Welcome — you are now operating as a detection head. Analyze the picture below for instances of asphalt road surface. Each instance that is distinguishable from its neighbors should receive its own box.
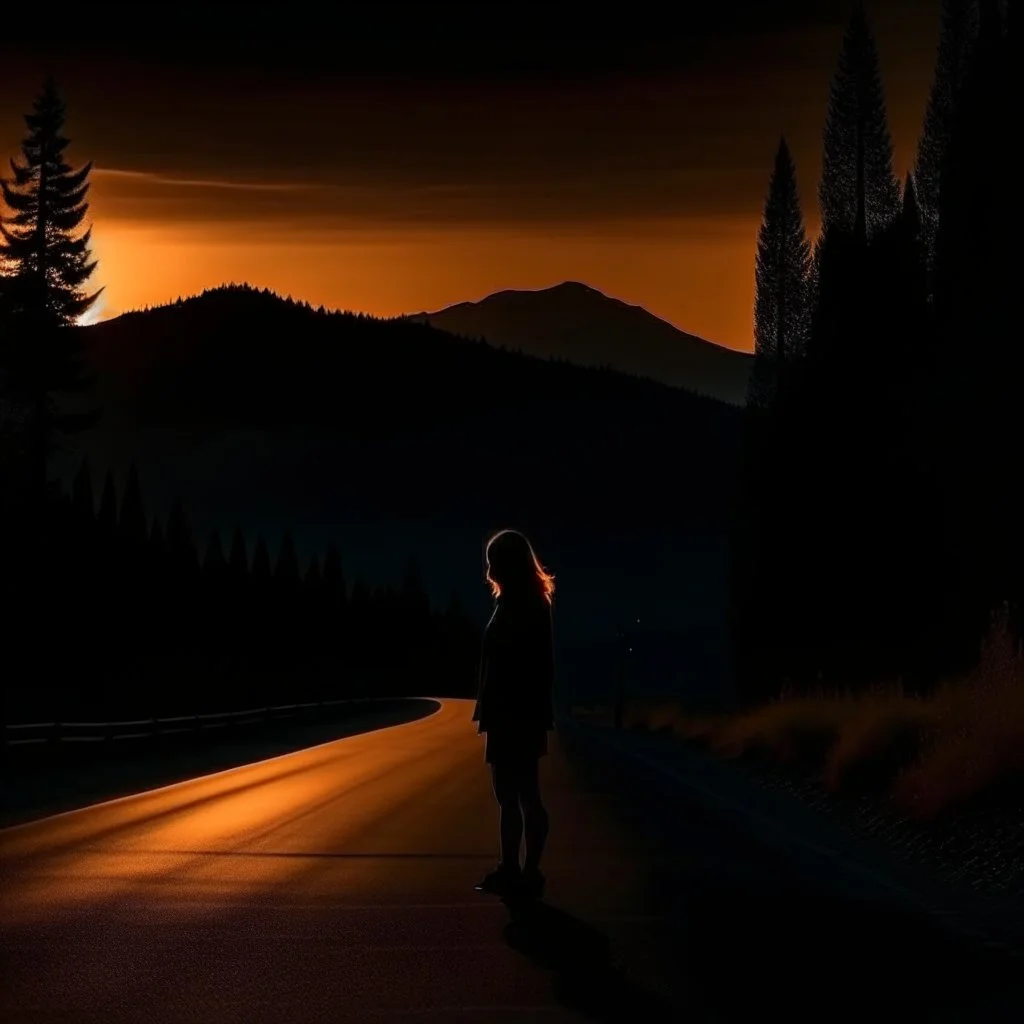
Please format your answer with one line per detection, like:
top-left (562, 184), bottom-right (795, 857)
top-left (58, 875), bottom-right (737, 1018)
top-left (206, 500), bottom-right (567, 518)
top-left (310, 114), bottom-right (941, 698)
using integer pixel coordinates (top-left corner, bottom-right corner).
top-left (2, 699), bottom-right (1021, 1023)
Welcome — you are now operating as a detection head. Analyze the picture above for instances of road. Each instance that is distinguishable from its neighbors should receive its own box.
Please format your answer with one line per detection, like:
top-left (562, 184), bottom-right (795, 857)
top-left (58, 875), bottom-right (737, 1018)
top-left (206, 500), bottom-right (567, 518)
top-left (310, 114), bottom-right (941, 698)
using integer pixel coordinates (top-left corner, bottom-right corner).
top-left (1, 699), bottom-right (1021, 1023)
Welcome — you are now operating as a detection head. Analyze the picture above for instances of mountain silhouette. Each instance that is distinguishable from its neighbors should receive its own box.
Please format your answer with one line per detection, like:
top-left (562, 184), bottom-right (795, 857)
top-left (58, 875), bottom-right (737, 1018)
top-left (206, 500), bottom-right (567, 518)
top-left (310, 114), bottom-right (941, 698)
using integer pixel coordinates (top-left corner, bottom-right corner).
top-left (68, 285), bottom-right (741, 537)
top-left (405, 281), bottom-right (753, 405)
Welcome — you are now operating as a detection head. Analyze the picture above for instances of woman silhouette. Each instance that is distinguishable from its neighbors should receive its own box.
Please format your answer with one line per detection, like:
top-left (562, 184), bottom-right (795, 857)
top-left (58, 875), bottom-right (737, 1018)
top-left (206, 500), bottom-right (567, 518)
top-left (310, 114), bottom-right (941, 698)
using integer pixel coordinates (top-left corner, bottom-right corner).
top-left (472, 528), bottom-right (555, 899)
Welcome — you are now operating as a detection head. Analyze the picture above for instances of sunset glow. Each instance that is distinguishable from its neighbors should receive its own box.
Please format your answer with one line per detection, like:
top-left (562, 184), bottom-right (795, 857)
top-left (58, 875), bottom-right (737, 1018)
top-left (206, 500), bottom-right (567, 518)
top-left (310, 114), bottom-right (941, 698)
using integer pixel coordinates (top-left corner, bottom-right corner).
top-left (1, 7), bottom-right (937, 351)
top-left (85, 205), bottom-right (763, 350)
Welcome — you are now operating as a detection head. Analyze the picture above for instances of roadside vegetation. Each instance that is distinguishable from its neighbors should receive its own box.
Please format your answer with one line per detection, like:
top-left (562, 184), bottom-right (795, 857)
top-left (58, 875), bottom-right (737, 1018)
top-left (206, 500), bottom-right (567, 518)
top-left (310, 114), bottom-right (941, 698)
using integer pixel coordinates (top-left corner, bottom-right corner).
top-left (625, 605), bottom-right (1024, 822)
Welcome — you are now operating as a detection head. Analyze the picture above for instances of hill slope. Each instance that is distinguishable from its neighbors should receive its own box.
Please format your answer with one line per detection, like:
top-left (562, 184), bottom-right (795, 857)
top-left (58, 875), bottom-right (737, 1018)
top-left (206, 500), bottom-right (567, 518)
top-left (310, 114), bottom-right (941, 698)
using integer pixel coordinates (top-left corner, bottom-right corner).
top-left (73, 285), bottom-right (742, 535)
top-left (406, 281), bottom-right (752, 405)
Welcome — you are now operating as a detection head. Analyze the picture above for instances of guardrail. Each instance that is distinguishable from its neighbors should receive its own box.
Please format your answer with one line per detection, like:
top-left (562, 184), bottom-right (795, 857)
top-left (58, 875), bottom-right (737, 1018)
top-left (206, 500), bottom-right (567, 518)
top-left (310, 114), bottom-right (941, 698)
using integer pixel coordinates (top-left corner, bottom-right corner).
top-left (3, 697), bottom-right (391, 746)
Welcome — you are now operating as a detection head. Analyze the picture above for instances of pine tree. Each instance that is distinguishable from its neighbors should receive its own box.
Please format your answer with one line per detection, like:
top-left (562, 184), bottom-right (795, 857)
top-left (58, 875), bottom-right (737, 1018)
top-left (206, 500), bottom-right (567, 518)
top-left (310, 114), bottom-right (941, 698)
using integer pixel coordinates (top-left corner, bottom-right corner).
top-left (251, 535), bottom-right (272, 582)
top-left (932, 0), bottom-right (1016, 617)
top-left (305, 553), bottom-right (322, 588)
top-left (148, 515), bottom-right (167, 582)
top-left (203, 528), bottom-right (227, 575)
top-left (0, 76), bottom-right (101, 326)
top-left (97, 468), bottom-right (117, 533)
top-left (893, 173), bottom-right (928, 320)
top-left (119, 463), bottom-right (147, 545)
top-left (350, 574), bottom-right (371, 612)
top-left (322, 544), bottom-right (347, 609)
top-left (819, 4), bottom-right (901, 242)
top-left (914, 0), bottom-right (976, 281)
top-left (934, 0), bottom-right (1008, 333)
top-left (71, 454), bottom-right (93, 520)
top-left (400, 554), bottom-right (430, 617)
top-left (166, 500), bottom-right (198, 571)
top-left (752, 136), bottom-right (811, 407)
top-left (0, 76), bottom-right (101, 507)
top-left (274, 529), bottom-right (301, 584)
top-left (227, 526), bottom-right (249, 577)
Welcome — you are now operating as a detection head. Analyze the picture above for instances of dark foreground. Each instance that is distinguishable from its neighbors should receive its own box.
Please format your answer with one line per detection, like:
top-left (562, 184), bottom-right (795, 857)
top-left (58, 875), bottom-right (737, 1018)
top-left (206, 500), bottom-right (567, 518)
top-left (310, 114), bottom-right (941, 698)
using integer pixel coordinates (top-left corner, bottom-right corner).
top-left (1, 700), bottom-right (1021, 1023)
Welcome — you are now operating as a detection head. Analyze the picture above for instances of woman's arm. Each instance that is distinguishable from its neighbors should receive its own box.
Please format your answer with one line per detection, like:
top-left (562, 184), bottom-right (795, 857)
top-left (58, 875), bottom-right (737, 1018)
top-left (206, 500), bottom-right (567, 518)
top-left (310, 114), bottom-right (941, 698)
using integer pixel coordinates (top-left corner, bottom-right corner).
top-left (542, 606), bottom-right (555, 728)
top-left (471, 606), bottom-right (498, 723)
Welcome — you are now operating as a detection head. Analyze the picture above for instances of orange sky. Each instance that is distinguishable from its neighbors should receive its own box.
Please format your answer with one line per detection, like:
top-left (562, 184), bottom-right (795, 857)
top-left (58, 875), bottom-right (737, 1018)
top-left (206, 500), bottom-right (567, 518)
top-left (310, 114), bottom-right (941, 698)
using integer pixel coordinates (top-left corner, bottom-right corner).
top-left (2, 6), bottom-right (939, 352)
top-left (85, 209), bottom-right (763, 346)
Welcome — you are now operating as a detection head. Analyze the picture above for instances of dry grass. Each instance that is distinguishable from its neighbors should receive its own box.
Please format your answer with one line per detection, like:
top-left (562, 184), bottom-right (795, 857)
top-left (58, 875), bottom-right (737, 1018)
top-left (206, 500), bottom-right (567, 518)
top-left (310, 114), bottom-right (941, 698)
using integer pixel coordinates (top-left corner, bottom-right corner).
top-left (895, 607), bottom-right (1024, 819)
top-left (626, 606), bottom-right (1024, 821)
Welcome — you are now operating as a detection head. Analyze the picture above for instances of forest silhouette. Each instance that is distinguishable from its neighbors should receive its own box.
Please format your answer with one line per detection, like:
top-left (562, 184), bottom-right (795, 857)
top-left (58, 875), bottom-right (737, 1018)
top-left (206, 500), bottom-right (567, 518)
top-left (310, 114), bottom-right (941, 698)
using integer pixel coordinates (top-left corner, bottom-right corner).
top-left (3, 463), bottom-right (480, 722)
top-left (734, 0), bottom-right (1019, 699)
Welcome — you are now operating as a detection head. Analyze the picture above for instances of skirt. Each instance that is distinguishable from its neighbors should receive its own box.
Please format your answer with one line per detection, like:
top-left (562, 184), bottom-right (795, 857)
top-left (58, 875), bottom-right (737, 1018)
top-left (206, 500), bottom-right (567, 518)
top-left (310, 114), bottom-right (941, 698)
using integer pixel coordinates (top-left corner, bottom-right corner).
top-left (483, 723), bottom-right (549, 764)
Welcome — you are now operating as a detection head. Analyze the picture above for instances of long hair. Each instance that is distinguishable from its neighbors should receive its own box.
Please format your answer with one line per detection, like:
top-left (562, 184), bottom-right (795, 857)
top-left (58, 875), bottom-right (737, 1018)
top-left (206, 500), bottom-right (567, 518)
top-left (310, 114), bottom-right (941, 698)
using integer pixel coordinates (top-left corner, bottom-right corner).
top-left (485, 529), bottom-right (554, 605)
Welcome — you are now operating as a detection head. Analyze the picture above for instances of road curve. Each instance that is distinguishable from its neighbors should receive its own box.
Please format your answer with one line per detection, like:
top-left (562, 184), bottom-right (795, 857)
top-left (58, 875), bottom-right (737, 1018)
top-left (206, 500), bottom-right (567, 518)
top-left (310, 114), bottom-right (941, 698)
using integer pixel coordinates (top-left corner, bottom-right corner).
top-left (0, 699), bottom-right (684, 1023)
top-left (3, 698), bottom-right (1021, 1023)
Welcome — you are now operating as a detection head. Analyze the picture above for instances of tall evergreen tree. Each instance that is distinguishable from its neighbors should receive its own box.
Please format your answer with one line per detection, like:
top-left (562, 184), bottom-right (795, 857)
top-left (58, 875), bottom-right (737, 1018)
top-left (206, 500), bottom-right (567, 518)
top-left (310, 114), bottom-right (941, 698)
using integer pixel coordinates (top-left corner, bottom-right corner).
top-left (166, 500), bottom-right (198, 571)
top-left (203, 528), bottom-right (227, 575)
top-left (735, 7), bottom-right (910, 698)
top-left (97, 469), bottom-right (117, 534)
top-left (892, 174), bottom-right (929, 329)
top-left (251, 535), bottom-right (272, 582)
top-left (227, 526), bottom-right (249, 576)
top-left (914, 0), bottom-right (976, 281)
top-left (305, 553), bottom-right (322, 588)
top-left (0, 76), bottom-right (101, 508)
top-left (147, 514), bottom-right (167, 584)
top-left (867, 173), bottom-right (929, 373)
top-left (322, 544), bottom-right (347, 609)
top-left (819, 4), bottom-right (901, 241)
top-left (934, 0), bottom-right (1008, 333)
top-left (400, 554), bottom-right (431, 617)
top-left (149, 514), bottom-right (165, 550)
top-left (932, 0), bottom-right (1015, 621)
top-left (274, 529), bottom-right (301, 584)
top-left (350, 573), bottom-right (371, 612)
top-left (752, 136), bottom-right (811, 405)
top-left (119, 463), bottom-right (147, 545)
top-left (70, 454), bottom-right (93, 521)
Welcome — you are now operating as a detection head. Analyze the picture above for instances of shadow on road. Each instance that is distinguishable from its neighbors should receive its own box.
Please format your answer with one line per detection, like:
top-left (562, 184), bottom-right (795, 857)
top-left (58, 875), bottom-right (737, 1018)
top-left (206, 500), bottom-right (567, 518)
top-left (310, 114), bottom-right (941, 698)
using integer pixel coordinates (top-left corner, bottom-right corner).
top-left (562, 729), bottom-right (1024, 1023)
top-left (500, 898), bottom-right (680, 1021)
top-left (664, 865), bottom-right (1024, 1023)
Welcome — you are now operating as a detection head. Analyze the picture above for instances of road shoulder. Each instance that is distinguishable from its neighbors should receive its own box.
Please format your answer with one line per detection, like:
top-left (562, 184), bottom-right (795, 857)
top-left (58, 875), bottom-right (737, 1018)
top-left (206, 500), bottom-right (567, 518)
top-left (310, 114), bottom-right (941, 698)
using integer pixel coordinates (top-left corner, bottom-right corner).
top-left (1, 698), bottom-right (440, 828)
top-left (557, 716), bottom-right (1024, 958)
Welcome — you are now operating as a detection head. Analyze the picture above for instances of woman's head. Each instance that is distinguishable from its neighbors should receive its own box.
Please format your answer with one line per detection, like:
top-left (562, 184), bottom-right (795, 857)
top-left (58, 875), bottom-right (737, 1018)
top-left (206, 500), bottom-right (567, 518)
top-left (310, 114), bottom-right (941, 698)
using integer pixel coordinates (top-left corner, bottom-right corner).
top-left (485, 529), bottom-right (554, 604)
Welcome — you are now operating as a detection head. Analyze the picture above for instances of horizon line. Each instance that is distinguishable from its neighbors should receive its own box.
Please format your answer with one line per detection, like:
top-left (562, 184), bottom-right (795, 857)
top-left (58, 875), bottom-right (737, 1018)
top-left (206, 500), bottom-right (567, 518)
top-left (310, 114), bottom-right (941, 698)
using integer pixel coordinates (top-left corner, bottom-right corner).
top-left (85, 279), bottom-right (754, 354)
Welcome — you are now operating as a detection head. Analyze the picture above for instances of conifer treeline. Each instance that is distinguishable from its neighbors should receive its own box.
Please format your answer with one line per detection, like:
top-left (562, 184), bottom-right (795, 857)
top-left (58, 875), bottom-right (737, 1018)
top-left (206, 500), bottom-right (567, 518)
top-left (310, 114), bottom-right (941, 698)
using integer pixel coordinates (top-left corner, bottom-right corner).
top-left (5, 459), bottom-right (481, 723)
top-left (734, 0), bottom-right (1017, 700)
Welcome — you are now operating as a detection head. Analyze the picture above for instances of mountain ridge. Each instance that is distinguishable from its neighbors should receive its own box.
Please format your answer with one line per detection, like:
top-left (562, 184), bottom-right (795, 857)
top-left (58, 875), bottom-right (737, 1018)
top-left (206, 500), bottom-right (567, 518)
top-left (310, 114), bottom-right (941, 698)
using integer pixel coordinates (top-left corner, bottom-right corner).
top-left (404, 280), bottom-right (752, 405)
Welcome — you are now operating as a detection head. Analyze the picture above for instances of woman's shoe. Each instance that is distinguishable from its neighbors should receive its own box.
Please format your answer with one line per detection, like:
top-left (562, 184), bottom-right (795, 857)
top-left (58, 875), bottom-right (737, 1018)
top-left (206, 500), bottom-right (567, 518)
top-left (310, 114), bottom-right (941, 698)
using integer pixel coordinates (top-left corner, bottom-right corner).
top-left (520, 866), bottom-right (545, 900)
top-left (474, 863), bottom-right (521, 896)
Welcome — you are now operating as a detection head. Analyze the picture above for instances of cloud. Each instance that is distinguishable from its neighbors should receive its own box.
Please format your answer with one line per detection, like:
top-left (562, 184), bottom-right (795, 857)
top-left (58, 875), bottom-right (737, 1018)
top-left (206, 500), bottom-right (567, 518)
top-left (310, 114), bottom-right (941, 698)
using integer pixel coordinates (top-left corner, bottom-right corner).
top-left (87, 163), bottom-right (771, 232)
top-left (92, 168), bottom-right (315, 192)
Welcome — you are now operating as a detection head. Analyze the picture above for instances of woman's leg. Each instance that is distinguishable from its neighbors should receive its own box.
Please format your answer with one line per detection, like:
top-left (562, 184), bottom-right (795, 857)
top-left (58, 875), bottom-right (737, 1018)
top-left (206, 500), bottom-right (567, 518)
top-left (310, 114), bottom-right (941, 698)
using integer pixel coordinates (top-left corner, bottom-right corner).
top-left (490, 761), bottom-right (523, 870)
top-left (516, 757), bottom-right (549, 872)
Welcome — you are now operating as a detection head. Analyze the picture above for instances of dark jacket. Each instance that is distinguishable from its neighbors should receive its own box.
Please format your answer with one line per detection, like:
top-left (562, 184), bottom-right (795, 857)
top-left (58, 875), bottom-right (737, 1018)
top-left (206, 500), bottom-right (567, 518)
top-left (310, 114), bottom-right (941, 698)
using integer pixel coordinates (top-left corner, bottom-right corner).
top-left (472, 595), bottom-right (554, 733)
